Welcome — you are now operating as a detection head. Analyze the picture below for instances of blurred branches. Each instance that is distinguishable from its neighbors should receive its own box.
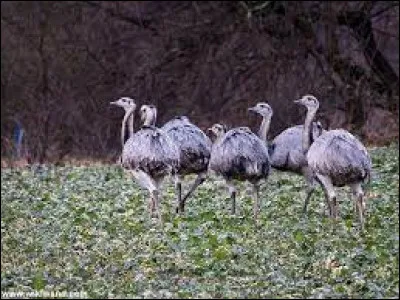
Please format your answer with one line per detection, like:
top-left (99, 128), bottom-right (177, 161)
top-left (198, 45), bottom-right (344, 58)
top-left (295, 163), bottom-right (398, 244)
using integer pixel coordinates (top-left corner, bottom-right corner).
top-left (1, 1), bottom-right (398, 163)
top-left (82, 1), bottom-right (158, 35)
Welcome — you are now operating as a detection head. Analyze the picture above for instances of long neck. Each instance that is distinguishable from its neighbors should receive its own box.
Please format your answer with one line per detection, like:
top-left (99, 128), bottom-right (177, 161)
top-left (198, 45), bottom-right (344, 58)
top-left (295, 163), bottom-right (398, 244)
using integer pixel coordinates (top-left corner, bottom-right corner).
top-left (311, 121), bottom-right (323, 143)
top-left (121, 108), bottom-right (134, 149)
top-left (216, 131), bottom-right (226, 143)
top-left (302, 109), bottom-right (317, 153)
top-left (143, 111), bottom-right (156, 126)
top-left (258, 115), bottom-right (271, 143)
top-left (128, 111), bottom-right (134, 138)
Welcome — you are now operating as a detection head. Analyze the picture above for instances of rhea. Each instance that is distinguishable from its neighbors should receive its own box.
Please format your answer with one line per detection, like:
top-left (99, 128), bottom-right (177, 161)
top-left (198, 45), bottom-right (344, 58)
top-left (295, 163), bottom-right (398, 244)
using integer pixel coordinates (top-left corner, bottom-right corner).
top-left (295, 95), bottom-right (372, 226)
top-left (208, 103), bottom-right (272, 219)
top-left (110, 97), bottom-right (136, 149)
top-left (162, 116), bottom-right (212, 213)
top-left (268, 118), bottom-right (325, 213)
top-left (110, 98), bottom-right (180, 222)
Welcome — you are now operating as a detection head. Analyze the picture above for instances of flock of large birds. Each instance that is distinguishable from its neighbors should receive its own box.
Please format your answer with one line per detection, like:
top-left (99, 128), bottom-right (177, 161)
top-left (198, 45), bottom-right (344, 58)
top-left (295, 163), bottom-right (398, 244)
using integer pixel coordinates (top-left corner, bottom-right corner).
top-left (110, 95), bottom-right (372, 228)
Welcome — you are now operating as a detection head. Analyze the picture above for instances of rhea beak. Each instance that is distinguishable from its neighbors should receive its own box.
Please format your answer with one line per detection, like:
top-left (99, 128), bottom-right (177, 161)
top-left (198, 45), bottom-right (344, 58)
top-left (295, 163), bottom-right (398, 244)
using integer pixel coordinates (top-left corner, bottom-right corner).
top-left (110, 101), bottom-right (118, 106)
top-left (248, 107), bottom-right (257, 113)
top-left (293, 99), bottom-right (303, 105)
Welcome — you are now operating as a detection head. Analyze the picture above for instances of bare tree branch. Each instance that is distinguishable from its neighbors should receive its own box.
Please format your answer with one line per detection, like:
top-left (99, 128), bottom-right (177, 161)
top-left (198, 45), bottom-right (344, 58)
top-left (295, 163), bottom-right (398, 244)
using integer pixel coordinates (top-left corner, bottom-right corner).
top-left (369, 2), bottom-right (399, 19)
top-left (338, 10), bottom-right (399, 91)
top-left (82, 1), bottom-right (159, 35)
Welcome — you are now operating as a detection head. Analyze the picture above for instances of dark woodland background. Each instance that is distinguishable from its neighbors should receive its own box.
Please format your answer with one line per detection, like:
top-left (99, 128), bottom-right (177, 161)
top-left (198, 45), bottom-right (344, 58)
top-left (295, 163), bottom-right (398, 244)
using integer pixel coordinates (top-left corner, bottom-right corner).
top-left (1, 1), bottom-right (399, 165)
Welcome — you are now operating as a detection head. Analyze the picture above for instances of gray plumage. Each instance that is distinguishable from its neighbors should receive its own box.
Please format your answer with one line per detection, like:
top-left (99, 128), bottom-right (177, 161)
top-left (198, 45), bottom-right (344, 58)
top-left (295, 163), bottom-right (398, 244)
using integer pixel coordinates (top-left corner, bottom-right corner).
top-left (295, 95), bottom-right (372, 227)
top-left (270, 123), bottom-right (324, 173)
top-left (162, 116), bottom-right (212, 175)
top-left (161, 116), bottom-right (212, 212)
top-left (209, 127), bottom-right (270, 182)
top-left (307, 129), bottom-right (371, 187)
top-left (122, 125), bottom-right (180, 180)
top-left (208, 102), bottom-right (272, 219)
top-left (269, 122), bottom-right (325, 214)
top-left (111, 100), bottom-right (180, 222)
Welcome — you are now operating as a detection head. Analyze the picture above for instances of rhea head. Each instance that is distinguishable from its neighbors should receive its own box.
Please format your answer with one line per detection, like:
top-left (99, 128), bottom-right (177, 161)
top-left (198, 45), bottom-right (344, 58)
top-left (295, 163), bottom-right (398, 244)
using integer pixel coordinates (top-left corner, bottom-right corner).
top-left (140, 104), bottom-right (157, 126)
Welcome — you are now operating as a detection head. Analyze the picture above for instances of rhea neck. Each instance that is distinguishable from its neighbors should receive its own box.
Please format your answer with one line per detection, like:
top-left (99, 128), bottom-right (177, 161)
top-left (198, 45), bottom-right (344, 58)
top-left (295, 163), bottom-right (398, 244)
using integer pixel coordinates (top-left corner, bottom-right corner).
top-left (214, 130), bottom-right (227, 143)
top-left (258, 114), bottom-right (271, 144)
top-left (121, 108), bottom-right (135, 149)
top-left (142, 109), bottom-right (157, 126)
top-left (302, 107), bottom-right (318, 154)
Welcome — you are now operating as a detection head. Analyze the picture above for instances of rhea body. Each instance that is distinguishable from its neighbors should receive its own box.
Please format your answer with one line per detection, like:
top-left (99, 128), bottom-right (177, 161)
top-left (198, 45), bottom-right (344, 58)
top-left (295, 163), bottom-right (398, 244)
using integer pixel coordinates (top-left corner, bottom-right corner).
top-left (208, 103), bottom-right (272, 218)
top-left (295, 95), bottom-right (372, 226)
top-left (111, 98), bottom-right (180, 221)
top-left (269, 121), bottom-right (325, 213)
top-left (162, 116), bottom-right (212, 213)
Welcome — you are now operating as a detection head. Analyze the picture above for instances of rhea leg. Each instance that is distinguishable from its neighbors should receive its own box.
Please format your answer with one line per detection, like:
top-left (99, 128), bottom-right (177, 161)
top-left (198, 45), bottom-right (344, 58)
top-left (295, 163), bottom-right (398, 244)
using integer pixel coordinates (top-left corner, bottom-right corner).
top-left (226, 180), bottom-right (237, 214)
top-left (155, 178), bottom-right (164, 222)
top-left (174, 175), bottom-right (183, 213)
top-left (130, 170), bottom-right (162, 221)
top-left (181, 172), bottom-right (207, 210)
top-left (350, 182), bottom-right (366, 227)
top-left (303, 185), bottom-right (315, 214)
top-left (316, 174), bottom-right (336, 218)
top-left (152, 189), bottom-right (162, 223)
top-left (302, 167), bottom-right (316, 214)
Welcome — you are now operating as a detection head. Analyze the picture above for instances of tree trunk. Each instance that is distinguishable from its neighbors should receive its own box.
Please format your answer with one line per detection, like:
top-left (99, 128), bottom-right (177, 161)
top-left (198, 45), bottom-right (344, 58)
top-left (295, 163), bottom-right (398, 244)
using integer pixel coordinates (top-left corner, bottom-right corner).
top-left (338, 10), bottom-right (399, 110)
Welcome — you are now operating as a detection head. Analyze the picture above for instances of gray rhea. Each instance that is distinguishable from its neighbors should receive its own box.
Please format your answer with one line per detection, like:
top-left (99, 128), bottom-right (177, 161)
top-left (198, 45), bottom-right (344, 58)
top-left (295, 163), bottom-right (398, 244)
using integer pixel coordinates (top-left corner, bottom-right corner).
top-left (269, 122), bottom-right (325, 214)
top-left (162, 116), bottom-right (212, 213)
top-left (295, 95), bottom-right (372, 226)
top-left (110, 99), bottom-right (180, 222)
top-left (110, 97), bottom-right (136, 164)
top-left (208, 103), bottom-right (272, 219)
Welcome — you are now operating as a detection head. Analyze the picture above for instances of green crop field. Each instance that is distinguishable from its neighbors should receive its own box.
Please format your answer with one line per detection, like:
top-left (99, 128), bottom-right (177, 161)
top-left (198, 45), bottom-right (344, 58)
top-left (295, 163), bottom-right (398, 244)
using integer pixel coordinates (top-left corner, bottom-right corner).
top-left (1, 144), bottom-right (399, 298)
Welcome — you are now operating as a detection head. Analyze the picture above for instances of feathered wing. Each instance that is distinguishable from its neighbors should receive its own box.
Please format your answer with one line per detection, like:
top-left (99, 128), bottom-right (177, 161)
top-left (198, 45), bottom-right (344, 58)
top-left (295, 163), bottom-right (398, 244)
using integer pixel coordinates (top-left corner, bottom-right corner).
top-left (122, 126), bottom-right (180, 178)
top-left (270, 123), bottom-right (326, 173)
top-left (269, 125), bottom-right (305, 172)
top-left (162, 117), bottom-right (212, 174)
top-left (161, 116), bottom-right (191, 132)
top-left (209, 128), bottom-right (270, 181)
top-left (307, 129), bottom-right (372, 186)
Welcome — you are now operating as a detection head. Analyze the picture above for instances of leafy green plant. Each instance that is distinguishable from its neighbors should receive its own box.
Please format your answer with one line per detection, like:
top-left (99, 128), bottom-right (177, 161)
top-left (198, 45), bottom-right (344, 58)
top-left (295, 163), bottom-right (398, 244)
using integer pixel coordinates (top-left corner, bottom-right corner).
top-left (1, 144), bottom-right (399, 298)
